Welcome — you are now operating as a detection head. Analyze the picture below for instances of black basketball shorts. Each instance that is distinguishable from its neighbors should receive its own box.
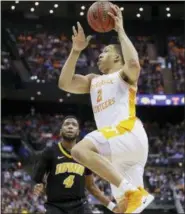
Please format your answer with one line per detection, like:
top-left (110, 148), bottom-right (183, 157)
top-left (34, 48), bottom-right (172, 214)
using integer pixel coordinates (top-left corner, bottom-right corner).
top-left (45, 199), bottom-right (92, 214)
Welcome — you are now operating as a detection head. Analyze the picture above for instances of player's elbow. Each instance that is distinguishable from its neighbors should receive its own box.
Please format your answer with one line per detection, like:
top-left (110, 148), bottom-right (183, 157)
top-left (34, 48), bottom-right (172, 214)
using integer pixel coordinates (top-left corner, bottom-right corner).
top-left (58, 80), bottom-right (70, 92)
top-left (127, 59), bottom-right (140, 71)
top-left (58, 80), bottom-right (66, 90)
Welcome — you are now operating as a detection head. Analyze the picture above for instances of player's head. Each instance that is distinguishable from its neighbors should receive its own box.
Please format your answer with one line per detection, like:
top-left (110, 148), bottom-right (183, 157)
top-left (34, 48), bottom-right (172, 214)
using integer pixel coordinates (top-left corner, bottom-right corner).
top-left (97, 44), bottom-right (124, 74)
top-left (60, 115), bottom-right (80, 142)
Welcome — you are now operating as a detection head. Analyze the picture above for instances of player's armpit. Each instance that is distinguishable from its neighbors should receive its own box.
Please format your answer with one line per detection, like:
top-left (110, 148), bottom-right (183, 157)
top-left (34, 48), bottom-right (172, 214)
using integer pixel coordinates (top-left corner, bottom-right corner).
top-left (60, 73), bottom-right (98, 94)
top-left (119, 59), bottom-right (140, 85)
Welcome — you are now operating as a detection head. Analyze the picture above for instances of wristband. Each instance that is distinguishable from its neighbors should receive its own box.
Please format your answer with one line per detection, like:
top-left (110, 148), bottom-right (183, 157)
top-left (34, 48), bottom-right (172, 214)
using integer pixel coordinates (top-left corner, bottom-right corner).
top-left (107, 201), bottom-right (116, 211)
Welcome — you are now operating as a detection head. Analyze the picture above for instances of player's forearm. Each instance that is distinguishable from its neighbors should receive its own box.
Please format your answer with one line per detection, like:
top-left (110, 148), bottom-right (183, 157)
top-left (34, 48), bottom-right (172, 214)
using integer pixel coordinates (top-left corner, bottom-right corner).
top-left (118, 28), bottom-right (139, 63)
top-left (88, 185), bottom-right (111, 207)
top-left (58, 49), bottom-right (81, 88)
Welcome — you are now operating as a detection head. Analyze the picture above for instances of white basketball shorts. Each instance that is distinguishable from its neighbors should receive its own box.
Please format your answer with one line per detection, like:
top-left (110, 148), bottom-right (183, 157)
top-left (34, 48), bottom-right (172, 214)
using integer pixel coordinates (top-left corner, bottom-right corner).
top-left (84, 119), bottom-right (149, 200)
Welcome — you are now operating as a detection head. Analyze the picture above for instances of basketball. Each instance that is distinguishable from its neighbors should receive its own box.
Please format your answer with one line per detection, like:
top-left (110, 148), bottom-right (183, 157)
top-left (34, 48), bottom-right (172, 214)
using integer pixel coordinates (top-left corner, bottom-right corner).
top-left (87, 1), bottom-right (116, 33)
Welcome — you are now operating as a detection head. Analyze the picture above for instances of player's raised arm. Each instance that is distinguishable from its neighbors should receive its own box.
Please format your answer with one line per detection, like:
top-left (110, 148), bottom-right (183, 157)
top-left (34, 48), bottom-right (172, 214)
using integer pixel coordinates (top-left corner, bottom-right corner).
top-left (108, 5), bottom-right (140, 85)
top-left (58, 22), bottom-right (95, 94)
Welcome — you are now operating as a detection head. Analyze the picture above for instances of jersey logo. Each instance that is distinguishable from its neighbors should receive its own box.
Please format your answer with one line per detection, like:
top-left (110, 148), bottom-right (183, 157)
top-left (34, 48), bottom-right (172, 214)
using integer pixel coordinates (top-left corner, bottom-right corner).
top-left (143, 197), bottom-right (147, 204)
top-left (57, 156), bottom-right (65, 160)
top-left (55, 163), bottom-right (85, 176)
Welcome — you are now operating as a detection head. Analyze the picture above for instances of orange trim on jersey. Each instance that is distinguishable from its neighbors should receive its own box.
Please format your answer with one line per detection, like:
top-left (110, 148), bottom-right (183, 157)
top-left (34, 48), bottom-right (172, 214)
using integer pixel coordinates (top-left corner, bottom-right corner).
top-left (129, 87), bottom-right (136, 118)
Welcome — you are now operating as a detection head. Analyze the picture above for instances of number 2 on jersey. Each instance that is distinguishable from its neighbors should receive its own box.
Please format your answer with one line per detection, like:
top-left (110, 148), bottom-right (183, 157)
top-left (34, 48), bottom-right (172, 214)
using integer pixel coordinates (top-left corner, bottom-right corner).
top-left (97, 89), bottom-right (103, 103)
top-left (63, 175), bottom-right (75, 188)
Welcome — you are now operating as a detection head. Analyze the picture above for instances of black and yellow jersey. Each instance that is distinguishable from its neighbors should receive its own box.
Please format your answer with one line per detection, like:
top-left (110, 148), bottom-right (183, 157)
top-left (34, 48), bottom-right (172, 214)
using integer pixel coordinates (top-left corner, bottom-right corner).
top-left (32, 142), bottom-right (92, 203)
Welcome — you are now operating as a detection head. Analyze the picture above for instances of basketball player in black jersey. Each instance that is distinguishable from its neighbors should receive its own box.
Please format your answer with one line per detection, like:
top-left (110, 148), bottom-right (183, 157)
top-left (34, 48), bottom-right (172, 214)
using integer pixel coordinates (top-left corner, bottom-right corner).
top-left (33, 116), bottom-right (119, 214)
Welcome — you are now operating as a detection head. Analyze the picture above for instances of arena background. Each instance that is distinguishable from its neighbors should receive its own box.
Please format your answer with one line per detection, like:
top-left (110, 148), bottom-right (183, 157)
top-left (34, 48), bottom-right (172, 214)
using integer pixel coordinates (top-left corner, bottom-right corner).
top-left (1, 1), bottom-right (184, 213)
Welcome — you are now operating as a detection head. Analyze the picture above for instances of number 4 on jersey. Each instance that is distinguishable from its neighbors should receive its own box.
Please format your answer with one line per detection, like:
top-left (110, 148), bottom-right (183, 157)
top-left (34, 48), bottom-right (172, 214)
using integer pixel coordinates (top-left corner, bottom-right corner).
top-left (63, 175), bottom-right (75, 188)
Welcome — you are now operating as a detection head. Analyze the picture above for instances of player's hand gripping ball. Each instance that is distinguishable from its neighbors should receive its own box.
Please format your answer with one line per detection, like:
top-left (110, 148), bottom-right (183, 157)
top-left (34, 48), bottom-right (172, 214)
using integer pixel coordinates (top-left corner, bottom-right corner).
top-left (108, 4), bottom-right (124, 32)
top-left (87, 1), bottom-right (117, 33)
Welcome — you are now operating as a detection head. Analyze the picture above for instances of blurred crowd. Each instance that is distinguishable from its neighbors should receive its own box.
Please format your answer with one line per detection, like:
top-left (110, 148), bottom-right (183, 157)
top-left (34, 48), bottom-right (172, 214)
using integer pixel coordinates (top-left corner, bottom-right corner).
top-left (145, 168), bottom-right (184, 204)
top-left (2, 114), bottom-right (184, 165)
top-left (1, 162), bottom-right (113, 213)
top-left (167, 37), bottom-right (185, 93)
top-left (1, 114), bottom-right (184, 213)
top-left (16, 32), bottom-right (185, 94)
top-left (145, 121), bottom-right (184, 166)
top-left (2, 163), bottom-right (184, 213)
top-left (2, 23), bottom-right (185, 93)
top-left (1, 51), bottom-right (11, 71)
top-left (16, 32), bottom-right (166, 94)
top-left (16, 32), bottom-right (103, 80)
top-left (2, 163), bottom-right (46, 214)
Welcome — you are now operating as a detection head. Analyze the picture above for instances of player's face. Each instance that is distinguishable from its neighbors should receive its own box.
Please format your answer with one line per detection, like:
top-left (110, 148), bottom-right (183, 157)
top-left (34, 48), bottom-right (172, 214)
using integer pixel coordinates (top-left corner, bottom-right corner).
top-left (60, 118), bottom-right (79, 141)
top-left (97, 45), bottom-right (117, 73)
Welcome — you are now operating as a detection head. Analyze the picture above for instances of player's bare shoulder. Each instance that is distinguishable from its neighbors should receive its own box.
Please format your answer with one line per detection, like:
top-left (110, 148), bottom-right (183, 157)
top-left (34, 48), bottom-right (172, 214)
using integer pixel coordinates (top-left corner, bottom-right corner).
top-left (87, 73), bottom-right (100, 83)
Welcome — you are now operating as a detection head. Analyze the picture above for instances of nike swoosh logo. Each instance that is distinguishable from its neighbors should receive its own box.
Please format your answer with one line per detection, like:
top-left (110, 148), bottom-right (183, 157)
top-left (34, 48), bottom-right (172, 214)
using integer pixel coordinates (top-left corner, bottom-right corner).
top-left (57, 156), bottom-right (65, 159)
top-left (143, 198), bottom-right (147, 204)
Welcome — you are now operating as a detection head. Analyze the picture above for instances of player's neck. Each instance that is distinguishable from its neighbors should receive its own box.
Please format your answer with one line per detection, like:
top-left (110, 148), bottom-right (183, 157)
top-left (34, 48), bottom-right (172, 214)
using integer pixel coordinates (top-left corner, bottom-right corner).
top-left (61, 141), bottom-right (76, 152)
top-left (107, 64), bottom-right (123, 74)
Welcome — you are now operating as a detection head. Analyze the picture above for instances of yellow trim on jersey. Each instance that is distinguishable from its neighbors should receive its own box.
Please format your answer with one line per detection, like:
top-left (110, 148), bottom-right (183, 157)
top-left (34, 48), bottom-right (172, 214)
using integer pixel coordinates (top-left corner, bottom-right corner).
top-left (129, 88), bottom-right (136, 117)
top-left (58, 143), bottom-right (72, 159)
top-left (99, 87), bottom-right (137, 139)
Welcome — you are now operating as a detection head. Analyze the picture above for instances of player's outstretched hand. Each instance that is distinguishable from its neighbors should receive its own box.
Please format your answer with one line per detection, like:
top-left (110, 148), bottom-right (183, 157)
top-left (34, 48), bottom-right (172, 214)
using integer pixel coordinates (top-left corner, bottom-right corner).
top-left (108, 5), bottom-right (123, 32)
top-left (72, 22), bottom-right (92, 52)
top-left (33, 183), bottom-right (44, 197)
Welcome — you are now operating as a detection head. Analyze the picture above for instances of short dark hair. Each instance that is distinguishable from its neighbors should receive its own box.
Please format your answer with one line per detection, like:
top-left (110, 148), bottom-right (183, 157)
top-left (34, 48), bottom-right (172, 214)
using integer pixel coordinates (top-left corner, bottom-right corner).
top-left (61, 115), bottom-right (80, 127)
top-left (112, 44), bottom-right (124, 63)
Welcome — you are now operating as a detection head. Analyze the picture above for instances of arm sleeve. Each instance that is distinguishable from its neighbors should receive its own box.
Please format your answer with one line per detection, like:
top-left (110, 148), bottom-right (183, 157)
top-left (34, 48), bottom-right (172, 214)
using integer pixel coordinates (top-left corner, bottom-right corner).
top-left (32, 146), bottom-right (53, 183)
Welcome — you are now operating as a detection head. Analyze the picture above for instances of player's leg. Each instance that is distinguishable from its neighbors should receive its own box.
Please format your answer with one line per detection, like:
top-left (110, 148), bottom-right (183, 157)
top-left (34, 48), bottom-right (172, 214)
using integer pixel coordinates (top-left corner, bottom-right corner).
top-left (72, 138), bottom-right (124, 187)
top-left (109, 121), bottom-right (154, 213)
top-left (71, 137), bottom-right (137, 213)
top-left (110, 164), bottom-right (145, 201)
top-left (110, 165), bottom-right (154, 214)
top-left (71, 130), bottom-right (137, 198)
top-left (71, 120), bottom-right (154, 213)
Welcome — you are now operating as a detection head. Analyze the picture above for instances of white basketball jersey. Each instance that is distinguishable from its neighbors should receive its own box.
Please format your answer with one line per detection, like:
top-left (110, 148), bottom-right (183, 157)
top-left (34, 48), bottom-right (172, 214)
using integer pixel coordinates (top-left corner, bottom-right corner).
top-left (90, 72), bottom-right (137, 130)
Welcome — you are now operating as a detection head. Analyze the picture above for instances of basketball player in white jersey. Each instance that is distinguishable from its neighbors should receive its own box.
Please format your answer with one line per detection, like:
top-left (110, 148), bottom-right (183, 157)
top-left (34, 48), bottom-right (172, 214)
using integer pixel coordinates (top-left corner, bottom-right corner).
top-left (58, 5), bottom-right (154, 213)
